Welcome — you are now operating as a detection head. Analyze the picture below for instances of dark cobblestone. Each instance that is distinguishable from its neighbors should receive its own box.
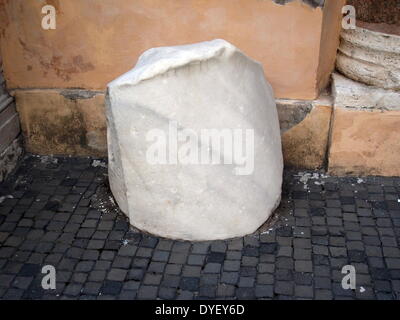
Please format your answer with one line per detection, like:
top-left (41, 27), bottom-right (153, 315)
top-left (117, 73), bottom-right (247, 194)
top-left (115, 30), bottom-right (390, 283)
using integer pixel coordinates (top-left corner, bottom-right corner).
top-left (1, 156), bottom-right (400, 300)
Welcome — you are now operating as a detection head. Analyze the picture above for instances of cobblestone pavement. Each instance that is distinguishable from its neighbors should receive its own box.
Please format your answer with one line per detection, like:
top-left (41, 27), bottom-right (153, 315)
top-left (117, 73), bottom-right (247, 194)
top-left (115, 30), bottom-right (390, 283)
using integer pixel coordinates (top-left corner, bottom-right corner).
top-left (1, 155), bottom-right (400, 300)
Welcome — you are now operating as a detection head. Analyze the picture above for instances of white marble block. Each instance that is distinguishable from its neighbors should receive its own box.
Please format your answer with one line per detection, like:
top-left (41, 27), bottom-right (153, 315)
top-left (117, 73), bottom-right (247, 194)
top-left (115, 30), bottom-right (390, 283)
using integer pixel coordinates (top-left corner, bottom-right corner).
top-left (106, 39), bottom-right (283, 241)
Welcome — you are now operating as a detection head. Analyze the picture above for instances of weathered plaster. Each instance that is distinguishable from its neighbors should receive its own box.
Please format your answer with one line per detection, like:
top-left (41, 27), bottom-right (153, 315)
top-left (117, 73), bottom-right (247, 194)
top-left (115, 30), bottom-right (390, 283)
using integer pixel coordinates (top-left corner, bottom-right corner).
top-left (276, 99), bottom-right (313, 133)
top-left (282, 105), bottom-right (332, 169)
top-left (14, 89), bottom-right (106, 156)
top-left (272, 0), bottom-right (325, 8)
top-left (12, 87), bottom-right (335, 171)
top-left (0, 0), bottom-right (343, 100)
top-left (60, 89), bottom-right (103, 100)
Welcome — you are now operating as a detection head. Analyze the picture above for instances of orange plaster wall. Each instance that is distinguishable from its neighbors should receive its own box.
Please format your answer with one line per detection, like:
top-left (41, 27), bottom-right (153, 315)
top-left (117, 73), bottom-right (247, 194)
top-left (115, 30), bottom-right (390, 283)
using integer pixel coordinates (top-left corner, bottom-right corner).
top-left (0, 0), bottom-right (343, 100)
top-left (317, 0), bottom-right (346, 92)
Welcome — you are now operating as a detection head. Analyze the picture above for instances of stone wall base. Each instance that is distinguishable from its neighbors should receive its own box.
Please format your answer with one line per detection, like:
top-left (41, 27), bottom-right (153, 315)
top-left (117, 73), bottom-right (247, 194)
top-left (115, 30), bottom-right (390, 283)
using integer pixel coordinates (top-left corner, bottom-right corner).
top-left (277, 98), bottom-right (333, 169)
top-left (14, 89), bottom-right (106, 157)
top-left (13, 88), bottom-right (333, 170)
top-left (329, 70), bottom-right (400, 177)
top-left (12, 88), bottom-right (400, 176)
top-left (0, 135), bottom-right (24, 183)
top-left (328, 108), bottom-right (400, 177)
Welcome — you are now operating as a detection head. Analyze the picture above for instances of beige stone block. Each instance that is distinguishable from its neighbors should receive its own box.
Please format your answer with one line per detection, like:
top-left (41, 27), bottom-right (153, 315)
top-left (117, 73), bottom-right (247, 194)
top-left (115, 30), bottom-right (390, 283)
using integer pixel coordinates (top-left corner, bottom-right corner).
top-left (282, 105), bottom-right (332, 169)
top-left (328, 108), bottom-right (400, 176)
top-left (14, 89), bottom-right (106, 156)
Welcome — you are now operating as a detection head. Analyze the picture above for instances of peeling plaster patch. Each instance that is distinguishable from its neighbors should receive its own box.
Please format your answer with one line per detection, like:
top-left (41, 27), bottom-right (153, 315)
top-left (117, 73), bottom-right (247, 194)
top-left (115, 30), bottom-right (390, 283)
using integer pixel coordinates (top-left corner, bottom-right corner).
top-left (18, 38), bottom-right (95, 82)
top-left (281, 105), bottom-right (332, 169)
top-left (60, 89), bottom-right (103, 100)
top-left (272, 0), bottom-right (325, 8)
top-left (276, 99), bottom-right (313, 133)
